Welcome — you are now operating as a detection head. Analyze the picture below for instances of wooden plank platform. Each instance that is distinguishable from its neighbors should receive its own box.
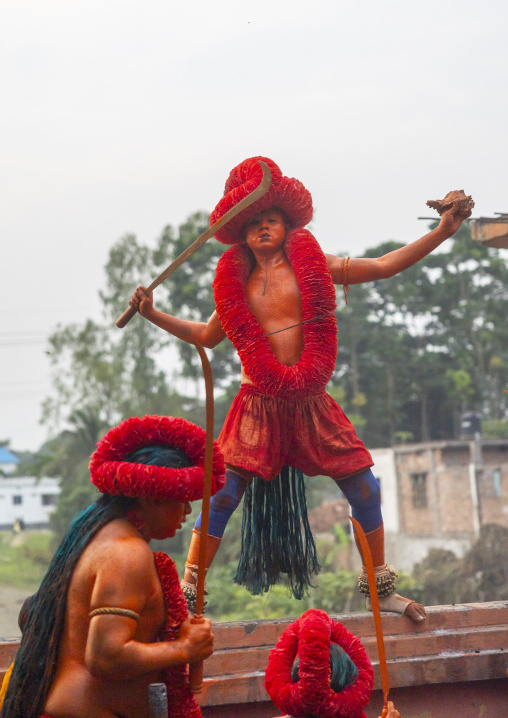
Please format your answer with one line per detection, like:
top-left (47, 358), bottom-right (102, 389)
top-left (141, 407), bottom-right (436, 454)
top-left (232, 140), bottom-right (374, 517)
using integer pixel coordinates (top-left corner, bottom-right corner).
top-left (198, 602), bottom-right (508, 706)
top-left (2, 601), bottom-right (507, 711)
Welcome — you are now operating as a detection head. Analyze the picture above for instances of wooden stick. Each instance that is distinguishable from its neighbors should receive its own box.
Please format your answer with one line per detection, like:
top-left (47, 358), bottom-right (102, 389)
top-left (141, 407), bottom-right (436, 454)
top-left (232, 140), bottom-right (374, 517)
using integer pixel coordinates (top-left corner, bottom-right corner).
top-left (349, 516), bottom-right (390, 710)
top-left (116, 161), bottom-right (272, 328)
top-left (189, 342), bottom-right (214, 695)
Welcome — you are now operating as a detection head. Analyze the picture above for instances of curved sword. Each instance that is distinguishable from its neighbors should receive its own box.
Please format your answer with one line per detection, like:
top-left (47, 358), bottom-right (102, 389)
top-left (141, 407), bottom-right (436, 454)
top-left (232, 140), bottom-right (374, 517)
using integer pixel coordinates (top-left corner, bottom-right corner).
top-left (116, 160), bottom-right (272, 328)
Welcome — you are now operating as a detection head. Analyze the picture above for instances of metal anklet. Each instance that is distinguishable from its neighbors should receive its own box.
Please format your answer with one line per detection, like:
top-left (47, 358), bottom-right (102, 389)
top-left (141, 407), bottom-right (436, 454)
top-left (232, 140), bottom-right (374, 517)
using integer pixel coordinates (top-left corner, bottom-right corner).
top-left (181, 580), bottom-right (208, 614)
top-left (358, 565), bottom-right (398, 598)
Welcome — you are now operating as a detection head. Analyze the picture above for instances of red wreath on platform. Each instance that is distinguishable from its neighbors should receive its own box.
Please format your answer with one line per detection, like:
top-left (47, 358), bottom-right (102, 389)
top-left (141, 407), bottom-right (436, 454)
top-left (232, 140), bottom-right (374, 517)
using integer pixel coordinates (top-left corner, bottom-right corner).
top-left (264, 609), bottom-right (373, 718)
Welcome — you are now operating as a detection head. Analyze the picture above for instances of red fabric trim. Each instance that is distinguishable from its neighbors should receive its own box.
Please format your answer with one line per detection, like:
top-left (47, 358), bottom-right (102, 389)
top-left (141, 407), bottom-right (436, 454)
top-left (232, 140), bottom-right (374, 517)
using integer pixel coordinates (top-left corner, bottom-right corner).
top-left (153, 552), bottom-right (203, 718)
top-left (264, 609), bottom-right (373, 718)
top-left (213, 229), bottom-right (337, 399)
top-left (89, 415), bottom-right (225, 502)
top-left (210, 157), bottom-right (313, 245)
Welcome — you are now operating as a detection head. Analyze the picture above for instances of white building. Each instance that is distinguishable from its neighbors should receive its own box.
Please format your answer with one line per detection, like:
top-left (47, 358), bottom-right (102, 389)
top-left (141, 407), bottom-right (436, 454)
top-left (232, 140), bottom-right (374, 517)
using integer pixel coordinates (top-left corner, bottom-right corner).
top-left (0, 476), bottom-right (60, 529)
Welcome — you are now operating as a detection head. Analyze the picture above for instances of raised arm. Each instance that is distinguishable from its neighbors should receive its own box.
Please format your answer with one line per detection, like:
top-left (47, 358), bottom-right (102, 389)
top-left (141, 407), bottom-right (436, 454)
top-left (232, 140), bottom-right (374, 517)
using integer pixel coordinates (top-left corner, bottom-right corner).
top-left (326, 200), bottom-right (469, 285)
top-left (86, 539), bottom-right (214, 680)
top-left (129, 286), bottom-right (226, 348)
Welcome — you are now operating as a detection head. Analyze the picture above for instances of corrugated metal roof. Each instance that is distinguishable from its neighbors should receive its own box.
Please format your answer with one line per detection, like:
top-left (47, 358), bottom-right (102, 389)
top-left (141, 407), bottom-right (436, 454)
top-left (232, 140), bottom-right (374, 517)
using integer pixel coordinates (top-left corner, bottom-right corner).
top-left (0, 447), bottom-right (19, 464)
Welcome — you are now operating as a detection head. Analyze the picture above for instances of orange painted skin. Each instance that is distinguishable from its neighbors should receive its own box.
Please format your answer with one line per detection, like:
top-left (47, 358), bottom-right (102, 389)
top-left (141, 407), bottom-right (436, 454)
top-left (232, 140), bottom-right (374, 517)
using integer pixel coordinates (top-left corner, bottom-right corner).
top-left (130, 201), bottom-right (469, 625)
top-left (43, 498), bottom-right (213, 718)
top-left (131, 202), bottom-right (467, 469)
top-left (278, 701), bottom-right (401, 718)
top-left (380, 701), bottom-right (402, 718)
top-left (242, 209), bottom-right (305, 372)
top-left (130, 201), bottom-right (467, 362)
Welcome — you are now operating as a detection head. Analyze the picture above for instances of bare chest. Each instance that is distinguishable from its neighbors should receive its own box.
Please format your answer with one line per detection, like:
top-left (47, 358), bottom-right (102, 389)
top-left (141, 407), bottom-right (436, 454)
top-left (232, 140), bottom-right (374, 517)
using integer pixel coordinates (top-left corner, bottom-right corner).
top-left (246, 262), bottom-right (302, 331)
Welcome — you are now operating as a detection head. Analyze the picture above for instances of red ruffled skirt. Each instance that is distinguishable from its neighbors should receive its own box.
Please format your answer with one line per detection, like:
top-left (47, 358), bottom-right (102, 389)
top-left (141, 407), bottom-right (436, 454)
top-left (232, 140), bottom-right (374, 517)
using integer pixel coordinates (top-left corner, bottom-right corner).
top-left (219, 385), bottom-right (373, 481)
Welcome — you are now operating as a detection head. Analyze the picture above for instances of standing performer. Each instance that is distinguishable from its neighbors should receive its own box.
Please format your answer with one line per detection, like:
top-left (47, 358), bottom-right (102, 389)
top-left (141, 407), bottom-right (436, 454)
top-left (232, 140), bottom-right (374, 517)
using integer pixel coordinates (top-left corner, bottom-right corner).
top-left (129, 156), bottom-right (471, 623)
top-left (1, 415), bottom-right (225, 718)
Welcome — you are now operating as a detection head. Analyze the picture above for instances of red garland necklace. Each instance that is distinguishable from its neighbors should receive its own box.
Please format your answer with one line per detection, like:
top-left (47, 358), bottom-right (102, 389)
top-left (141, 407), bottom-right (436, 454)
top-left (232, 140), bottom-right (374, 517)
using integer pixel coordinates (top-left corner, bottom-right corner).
top-left (264, 609), bottom-right (373, 718)
top-left (153, 552), bottom-right (203, 718)
top-left (213, 228), bottom-right (338, 400)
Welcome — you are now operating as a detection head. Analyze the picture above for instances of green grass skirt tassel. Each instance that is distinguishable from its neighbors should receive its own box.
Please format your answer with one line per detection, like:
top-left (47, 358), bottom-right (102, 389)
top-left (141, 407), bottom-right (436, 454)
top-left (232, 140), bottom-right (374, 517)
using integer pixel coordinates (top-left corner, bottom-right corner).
top-left (234, 466), bottom-right (321, 600)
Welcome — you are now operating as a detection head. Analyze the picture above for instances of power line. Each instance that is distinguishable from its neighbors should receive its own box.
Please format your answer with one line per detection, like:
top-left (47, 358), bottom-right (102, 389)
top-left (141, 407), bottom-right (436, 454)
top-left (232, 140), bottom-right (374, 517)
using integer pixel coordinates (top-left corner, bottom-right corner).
top-left (0, 339), bottom-right (48, 348)
top-left (0, 307), bottom-right (93, 317)
top-left (0, 380), bottom-right (47, 387)
top-left (0, 391), bottom-right (48, 400)
top-left (0, 329), bottom-right (46, 337)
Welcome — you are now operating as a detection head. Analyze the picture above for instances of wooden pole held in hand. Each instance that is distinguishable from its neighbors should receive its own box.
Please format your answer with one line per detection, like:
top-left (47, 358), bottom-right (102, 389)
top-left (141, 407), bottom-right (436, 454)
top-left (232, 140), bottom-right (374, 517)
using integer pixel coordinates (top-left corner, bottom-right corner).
top-left (350, 516), bottom-right (390, 711)
top-left (189, 343), bottom-right (215, 695)
top-left (116, 161), bottom-right (272, 328)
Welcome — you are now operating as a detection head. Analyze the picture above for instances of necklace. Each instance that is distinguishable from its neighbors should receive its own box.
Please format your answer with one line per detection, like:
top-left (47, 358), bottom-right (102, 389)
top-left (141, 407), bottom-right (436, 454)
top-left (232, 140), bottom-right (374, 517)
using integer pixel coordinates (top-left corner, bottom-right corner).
top-left (153, 552), bottom-right (202, 718)
top-left (214, 228), bottom-right (338, 399)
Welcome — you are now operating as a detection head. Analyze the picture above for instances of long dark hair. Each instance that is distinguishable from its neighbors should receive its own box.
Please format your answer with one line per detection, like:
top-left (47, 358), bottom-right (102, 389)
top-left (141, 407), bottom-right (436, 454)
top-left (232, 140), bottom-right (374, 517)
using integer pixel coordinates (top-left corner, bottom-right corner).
top-left (0, 494), bottom-right (135, 718)
top-left (1, 443), bottom-right (192, 718)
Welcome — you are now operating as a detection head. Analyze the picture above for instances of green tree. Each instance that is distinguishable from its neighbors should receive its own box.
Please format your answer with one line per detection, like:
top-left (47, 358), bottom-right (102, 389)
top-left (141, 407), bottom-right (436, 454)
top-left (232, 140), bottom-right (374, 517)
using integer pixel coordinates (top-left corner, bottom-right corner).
top-left (152, 212), bottom-right (239, 388)
top-left (40, 214), bottom-right (229, 532)
top-left (425, 223), bottom-right (508, 421)
top-left (412, 525), bottom-right (508, 606)
top-left (39, 213), bottom-right (508, 538)
top-left (41, 213), bottom-right (231, 436)
top-left (34, 408), bottom-right (109, 538)
top-left (333, 225), bottom-right (508, 446)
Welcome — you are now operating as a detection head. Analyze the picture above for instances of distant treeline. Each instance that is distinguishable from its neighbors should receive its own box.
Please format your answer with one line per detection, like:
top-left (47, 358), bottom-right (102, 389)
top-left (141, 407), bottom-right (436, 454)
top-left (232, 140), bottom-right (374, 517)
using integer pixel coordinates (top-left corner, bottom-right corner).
top-left (21, 212), bottom-right (508, 533)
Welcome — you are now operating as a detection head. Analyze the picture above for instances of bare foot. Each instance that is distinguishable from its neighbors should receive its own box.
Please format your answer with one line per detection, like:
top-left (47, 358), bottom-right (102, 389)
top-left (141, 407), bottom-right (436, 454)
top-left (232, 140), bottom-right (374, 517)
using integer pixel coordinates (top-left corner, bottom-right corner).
top-left (379, 700), bottom-right (401, 718)
top-left (367, 593), bottom-right (426, 622)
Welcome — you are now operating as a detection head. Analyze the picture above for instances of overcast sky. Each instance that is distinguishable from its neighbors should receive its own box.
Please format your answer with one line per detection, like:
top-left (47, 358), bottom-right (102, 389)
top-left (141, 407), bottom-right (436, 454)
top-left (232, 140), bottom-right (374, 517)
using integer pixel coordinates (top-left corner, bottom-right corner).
top-left (1, 0), bottom-right (507, 452)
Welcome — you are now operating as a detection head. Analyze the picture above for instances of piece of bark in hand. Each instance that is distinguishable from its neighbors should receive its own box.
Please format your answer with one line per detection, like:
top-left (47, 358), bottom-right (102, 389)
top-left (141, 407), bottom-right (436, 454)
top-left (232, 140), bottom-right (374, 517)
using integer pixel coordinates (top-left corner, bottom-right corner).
top-left (427, 190), bottom-right (474, 217)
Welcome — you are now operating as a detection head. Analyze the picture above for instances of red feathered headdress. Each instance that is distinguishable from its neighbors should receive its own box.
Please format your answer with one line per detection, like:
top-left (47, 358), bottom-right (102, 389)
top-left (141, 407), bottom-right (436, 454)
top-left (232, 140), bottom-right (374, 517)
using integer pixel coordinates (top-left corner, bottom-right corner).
top-left (264, 609), bottom-right (374, 718)
top-left (210, 156), bottom-right (313, 245)
top-left (89, 415), bottom-right (225, 502)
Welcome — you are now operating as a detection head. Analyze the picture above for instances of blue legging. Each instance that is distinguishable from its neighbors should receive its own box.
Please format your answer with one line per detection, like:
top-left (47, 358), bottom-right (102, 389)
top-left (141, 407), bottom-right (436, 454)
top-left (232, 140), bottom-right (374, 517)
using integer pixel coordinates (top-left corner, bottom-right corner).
top-left (194, 469), bottom-right (249, 538)
top-left (194, 467), bottom-right (382, 538)
top-left (334, 469), bottom-right (382, 533)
